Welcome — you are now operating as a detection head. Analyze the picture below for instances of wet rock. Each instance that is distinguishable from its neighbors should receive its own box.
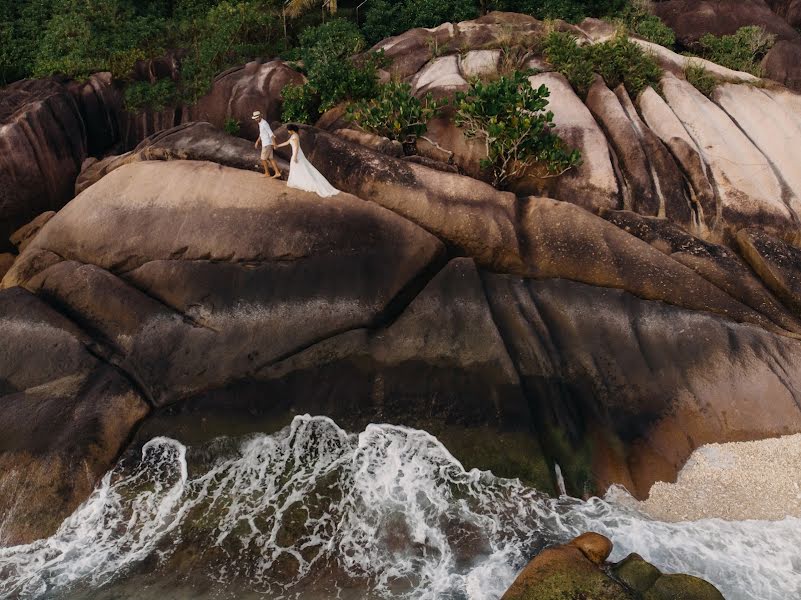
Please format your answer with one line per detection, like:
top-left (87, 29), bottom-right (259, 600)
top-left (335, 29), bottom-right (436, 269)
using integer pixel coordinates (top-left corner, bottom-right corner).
top-left (612, 553), bottom-right (662, 594)
top-left (569, 532), bottom-right (613, 565)
top-left (644, 574), bottom-right (725, 600)
top-left (501, 541), bottom-right (636, 600)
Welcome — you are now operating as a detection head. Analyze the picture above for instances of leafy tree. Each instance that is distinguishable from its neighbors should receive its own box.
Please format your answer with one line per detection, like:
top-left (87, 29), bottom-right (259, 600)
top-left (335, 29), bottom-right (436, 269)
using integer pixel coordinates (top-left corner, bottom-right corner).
top-left (346, 81), bottom-right (446, 145)
top-left (361, 0), bottom-right (478, 45)
top-left (283, 19), bottom-right (382, 122)
top-left (453, 71), bottom-right (581, 188)
top-left (281, 82), bottom-right (321, 123)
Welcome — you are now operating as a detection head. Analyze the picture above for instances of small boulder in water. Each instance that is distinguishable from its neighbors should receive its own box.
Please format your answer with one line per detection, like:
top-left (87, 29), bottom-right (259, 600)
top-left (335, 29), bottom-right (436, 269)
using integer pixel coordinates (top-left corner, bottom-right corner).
top-left (644, 574), bottom-right (725, 600)
top-left (612, 553), bottom-right (662, 593)
top-left (569, 531), bottom-right (613, 565)
top-left (502, 533), bottom-right (723, 600)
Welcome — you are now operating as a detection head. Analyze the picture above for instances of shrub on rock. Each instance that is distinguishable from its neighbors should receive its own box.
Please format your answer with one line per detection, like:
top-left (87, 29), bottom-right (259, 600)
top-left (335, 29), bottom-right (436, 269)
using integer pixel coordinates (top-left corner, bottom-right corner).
top-left (695, 25), bottom-right (777, 76)
top-left (346, 81), bottom-right (447, 148)
top-left (453, 70), bottom-right (582, 187)
top-left (544, 30), bottom-right (662, 97)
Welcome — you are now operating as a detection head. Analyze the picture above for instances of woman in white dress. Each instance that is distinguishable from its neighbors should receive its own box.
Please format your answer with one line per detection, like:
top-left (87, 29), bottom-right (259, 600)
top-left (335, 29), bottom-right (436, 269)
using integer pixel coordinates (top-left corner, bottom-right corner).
top-left (274, 125), bottom-right (339, 198)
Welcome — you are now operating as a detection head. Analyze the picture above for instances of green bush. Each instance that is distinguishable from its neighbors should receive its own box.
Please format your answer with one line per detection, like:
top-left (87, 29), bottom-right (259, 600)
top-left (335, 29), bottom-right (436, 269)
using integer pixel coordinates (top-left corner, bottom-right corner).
top-left (487, 0), bottom-right (628, 23)
top-left (285, 18), bottom-right (383, 122)
top-left (616, 0), bottom-right (675, 47)
top-left (542, 31), bottom-right (595, 96)
top-left (224, 117), bottom-right (241, 135)
top-left (695, 25), bottom-right (776, 75)
top-left (453, 70), bottom-right (581, 188)
top-left (362, 0), bottom-right (479, 45)
top-left (123, 79), bottom-right (179, 112)
top-left (346, 81), bottom-right (446, 144)
top-left (685, 61), bottom-right (717, 97)
top-left (281, 83), bottom-right (321, 124)
top-left (544, 31), bottom-right (661, 98)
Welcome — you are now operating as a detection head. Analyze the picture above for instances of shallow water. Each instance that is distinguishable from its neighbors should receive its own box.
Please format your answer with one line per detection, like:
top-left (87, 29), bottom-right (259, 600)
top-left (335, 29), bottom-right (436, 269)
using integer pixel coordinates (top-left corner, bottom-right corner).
top-left (0, 416), bottom-right (798, 599)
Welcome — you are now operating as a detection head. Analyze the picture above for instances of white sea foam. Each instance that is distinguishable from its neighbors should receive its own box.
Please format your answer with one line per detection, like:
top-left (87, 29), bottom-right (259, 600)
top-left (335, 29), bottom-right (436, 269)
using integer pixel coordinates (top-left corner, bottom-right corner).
top-left (0, 416), bottom-right (798, 599)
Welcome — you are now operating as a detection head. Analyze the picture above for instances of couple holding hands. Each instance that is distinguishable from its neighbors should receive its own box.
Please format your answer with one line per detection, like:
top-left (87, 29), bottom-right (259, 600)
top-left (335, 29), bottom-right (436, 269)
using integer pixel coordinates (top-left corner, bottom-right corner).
top-left (252, 111), bottom-right (339, 198)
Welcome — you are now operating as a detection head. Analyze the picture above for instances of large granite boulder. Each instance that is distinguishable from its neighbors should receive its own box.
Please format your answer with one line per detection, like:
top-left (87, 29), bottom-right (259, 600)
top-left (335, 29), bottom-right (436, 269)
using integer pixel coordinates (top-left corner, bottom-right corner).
top-left (186, 60), bottom-right (304, 141)
top-left (0, 79), bottom-right (87, 252)
top-left (653, 0), bottom-right (801, 90)
top-left (0, 287), bottom-right (149, 545)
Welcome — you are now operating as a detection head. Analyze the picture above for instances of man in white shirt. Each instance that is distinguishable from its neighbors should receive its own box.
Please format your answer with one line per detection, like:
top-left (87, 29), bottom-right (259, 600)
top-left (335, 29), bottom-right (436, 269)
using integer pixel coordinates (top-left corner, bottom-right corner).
top-left (252, 111), bottom-right (282, 179)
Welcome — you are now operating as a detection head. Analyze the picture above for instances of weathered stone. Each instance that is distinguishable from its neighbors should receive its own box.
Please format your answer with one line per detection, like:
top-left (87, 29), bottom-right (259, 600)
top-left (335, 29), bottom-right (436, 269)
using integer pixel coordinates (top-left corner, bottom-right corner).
top-left (713, 82), bottom-right (801, 208)
top-left (335, 128), bottom-right (404, 157)
top-left (736, 227), bottom-right (801, 316)
top-left (187, 60), bottom-right (304, 141)
top-left (569, 532), bottom-right (613, 565)
top-left (612, 553), bottom-right (662, 594)
top-left (9, 211), bottom-right (56, 253)
top-left (661, 73), bottom-right (797, 239)
top-left (0, 253), bottom-right (14, 280)
top-left (459, 49), bottom-right (501, 78)
top-left (411, 55), bottom-right (469, 97)
top-left (501, 544), bottom-right (636, 600)
top-left (0, 287), bottom-right (149, 545)
top-left (644, 574), bottom-right (725, 600)
top-left (0, 79), bottom-right (87, 252)
top-left (515, 72), bottom-right (619, 212)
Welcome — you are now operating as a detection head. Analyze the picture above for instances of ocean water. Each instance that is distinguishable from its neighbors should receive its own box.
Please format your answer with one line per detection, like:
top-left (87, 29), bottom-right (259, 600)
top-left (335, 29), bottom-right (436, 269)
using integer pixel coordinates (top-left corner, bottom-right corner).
top-left (0, 415), bottom-right (798, 599)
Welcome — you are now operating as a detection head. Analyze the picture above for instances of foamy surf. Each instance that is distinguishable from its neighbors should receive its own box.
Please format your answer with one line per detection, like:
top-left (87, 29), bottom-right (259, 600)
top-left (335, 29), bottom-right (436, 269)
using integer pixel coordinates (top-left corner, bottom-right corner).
top-left (0, 416), bottom-right (798, 599)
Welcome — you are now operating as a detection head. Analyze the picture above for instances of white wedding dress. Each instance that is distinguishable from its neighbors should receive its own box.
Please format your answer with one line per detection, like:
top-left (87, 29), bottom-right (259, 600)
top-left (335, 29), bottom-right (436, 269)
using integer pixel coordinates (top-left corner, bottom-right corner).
top-left (286, 134), bottom-right (339, 197)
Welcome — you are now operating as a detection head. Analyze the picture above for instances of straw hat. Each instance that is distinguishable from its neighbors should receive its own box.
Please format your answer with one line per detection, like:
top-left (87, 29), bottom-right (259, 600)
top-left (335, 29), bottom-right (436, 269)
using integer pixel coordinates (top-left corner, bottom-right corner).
top-left (251, 111), bottom-right (262, 120)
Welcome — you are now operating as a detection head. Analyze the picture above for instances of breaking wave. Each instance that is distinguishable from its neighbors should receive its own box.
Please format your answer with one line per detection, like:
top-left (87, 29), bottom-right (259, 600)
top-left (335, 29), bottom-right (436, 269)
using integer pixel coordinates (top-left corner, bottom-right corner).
top-left (0, 416), bottom-right (798, 599)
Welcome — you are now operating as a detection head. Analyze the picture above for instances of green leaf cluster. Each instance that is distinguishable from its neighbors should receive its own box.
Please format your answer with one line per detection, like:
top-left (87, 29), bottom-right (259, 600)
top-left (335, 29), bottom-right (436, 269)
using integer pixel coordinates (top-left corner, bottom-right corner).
top-left (362, 0), bottom-right (480, 45)
top-left (345, 81), bottom-right (446, 143)
top-left (615, 0), bottom-right (675, 47)
top-left (695, 26), bottom-right (776, 76)
top-left (544, 30), bottom-right (661, 98)
top-left (281, 82), bottom-right (321, 124)
top-left (453, 70), bottom-right (581, 188)
top-left (282, 19), bottom-right (383, 123)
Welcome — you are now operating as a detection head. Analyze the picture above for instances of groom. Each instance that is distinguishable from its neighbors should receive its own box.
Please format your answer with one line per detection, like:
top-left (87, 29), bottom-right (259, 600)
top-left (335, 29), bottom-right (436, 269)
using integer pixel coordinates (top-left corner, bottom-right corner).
top-left (252, 111), bottom-right (282, 179)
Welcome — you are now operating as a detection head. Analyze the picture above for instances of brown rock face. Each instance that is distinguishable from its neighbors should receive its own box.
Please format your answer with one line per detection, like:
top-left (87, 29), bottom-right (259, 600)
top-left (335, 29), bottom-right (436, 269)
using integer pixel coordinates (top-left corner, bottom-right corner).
top-left (569, 532), bottom-right (613, 565)
top-left (0, 287), bottom-right (149, 545)
top-left (0, 79), bottom-right (87, 252)
top-left (653, 0), bottom-right (801, 89)
top-left (501, 538), bottom-right (636, 600)
top-left (187, 60), bottom-right (304, 141)
top-left (767, 0), bottom-right (801, 26)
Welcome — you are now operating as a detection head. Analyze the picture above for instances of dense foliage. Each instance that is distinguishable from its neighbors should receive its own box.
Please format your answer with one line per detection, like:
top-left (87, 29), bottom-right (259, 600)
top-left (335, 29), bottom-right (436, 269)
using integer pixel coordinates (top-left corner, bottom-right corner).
top-left (1, 0), bottom-right (285, 106)
top-left (544, 30), bottom-right (661, 97)
top-left (453, 71), bottom-right (581, 187)
top-left (618, 0), bottom-right (674, 47)
top-left (695, 26), bottom-right (776, 76)
top-left (346, 81), bottom-right (446, 144)
top-left (281, 19), bottom-right (383, 123)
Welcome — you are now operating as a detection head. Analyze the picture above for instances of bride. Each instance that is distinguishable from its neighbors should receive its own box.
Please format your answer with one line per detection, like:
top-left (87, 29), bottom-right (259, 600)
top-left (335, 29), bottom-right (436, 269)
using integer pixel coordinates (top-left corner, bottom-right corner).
top-left (274, 125), bottom-right (339, 198)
